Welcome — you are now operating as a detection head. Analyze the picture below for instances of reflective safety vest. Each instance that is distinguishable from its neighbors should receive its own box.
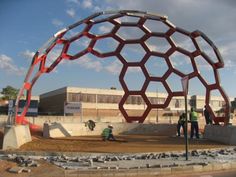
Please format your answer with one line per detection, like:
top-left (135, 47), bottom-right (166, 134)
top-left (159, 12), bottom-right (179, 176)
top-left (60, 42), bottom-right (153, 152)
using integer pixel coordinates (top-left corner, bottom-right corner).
top-left (190, 111), bottom-right (198, 122)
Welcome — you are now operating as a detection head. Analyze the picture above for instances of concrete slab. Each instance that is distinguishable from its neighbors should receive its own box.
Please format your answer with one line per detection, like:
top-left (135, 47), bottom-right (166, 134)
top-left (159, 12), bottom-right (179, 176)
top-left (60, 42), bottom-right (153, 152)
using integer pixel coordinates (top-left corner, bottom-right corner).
top-left (43, 122), bottom-right (177, 138)
top-left (8, 166), bottom-right (24, 173)
top-left (2, 125), bottom-right (32, 150)
top-left (203, 125), bottom-right (236, 145)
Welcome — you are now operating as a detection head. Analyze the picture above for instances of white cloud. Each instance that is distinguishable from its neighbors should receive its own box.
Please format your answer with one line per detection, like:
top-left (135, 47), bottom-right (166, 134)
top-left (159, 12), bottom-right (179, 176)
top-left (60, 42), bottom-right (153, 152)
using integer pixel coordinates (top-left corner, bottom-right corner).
top-left (72, 55), bottom-right (123, 75)
top-left (169, 51), bottom-right (192, 67)
top-left (52, 19), bottom-right (64, 27)
top-left (66, 0), bottom-right (79, 4)
top-left (219, 41), bottom-right (236, 68)
top-left (66, 8), bottom-right (76, 18)
top-left (87, 0), bottom-right (236, 76)
top-left (127, 67), bottom-right (142, 73)
top-left (98, 25), bottom-right (111, 33)
top-left (46, 48), bottom-right (63, 67)
top-left (94, 6), bottom-right (101, 11)
top-left (77, 36), bottom-right (91, 48)
top-left (82, 0), bottom-right (93, 9)
top-left (76, 55), bottom-right (102, 72)
top-left (105, 60), bottom-right (122, 75)
top-left (195, 56), bottom-right (213, 71)
top-left (0, 54), bottom-right (26, 76)
top-left (145, 44), bottom-right (157, 52)
top-left (224, 60), bottom-right (236, 69)
top-left (20, 50), bottom-right (35, 60)
top-left (102, 1), bottom-right (236, 38)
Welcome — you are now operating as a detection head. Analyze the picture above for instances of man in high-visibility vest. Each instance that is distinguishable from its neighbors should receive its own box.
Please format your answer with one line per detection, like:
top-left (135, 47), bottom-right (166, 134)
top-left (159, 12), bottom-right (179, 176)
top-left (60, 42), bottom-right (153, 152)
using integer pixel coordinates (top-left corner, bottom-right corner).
top-left (189, 107), bottom-right (199, 139)
top-left (101, 125), bottom-right (116, 141)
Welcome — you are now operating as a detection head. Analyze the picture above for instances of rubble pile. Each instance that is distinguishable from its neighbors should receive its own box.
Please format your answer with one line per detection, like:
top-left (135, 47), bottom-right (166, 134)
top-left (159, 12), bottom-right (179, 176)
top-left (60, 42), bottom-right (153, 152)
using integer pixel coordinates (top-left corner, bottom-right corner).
top-left (45, 147), bottom-right (236, 170)
top-left (2, 147), bottom-right (236, 172)
top-left (6, 154), bottom-right (40, 174)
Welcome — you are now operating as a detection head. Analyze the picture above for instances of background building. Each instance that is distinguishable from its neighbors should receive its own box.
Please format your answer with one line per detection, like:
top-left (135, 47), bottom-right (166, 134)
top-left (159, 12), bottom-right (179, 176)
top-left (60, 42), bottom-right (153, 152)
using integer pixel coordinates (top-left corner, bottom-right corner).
top-left (39, 87), bottom-right (232, 123)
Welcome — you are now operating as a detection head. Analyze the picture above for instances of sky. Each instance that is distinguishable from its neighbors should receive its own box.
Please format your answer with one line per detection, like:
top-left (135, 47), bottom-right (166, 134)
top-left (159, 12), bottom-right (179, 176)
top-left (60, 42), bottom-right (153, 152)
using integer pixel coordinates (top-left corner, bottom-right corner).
top-left (0, 0), bottom-right (236, 98)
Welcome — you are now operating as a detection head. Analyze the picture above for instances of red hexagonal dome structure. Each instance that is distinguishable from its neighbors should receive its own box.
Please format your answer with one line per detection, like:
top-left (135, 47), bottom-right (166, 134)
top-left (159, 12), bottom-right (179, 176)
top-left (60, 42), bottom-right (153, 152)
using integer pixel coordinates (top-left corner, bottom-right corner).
top-left (12, 10), bottom-right (230, 130)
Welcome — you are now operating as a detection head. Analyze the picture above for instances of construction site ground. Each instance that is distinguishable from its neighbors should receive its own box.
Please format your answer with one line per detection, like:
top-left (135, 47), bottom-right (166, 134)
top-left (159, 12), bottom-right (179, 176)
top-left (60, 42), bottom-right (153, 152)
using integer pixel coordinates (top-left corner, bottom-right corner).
top-left (0, 128), bottom-right (233, 177)
top-left (20, 134), bottom-right (229, 153)
top-left (1, 126), bottom-right (229, 153)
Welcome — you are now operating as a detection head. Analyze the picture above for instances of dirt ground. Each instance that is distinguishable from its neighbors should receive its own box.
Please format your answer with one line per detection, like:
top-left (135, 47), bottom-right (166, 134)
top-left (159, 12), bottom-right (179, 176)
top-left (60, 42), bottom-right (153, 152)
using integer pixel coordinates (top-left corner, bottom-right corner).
top-left (0, 127), bottom-right (229, 153)
top-left (0, 129), bottom-right (231, 177)
top-left (0, 159), bottom-right (65, 177)
top-left (18, 134), bottom-right (229, 153)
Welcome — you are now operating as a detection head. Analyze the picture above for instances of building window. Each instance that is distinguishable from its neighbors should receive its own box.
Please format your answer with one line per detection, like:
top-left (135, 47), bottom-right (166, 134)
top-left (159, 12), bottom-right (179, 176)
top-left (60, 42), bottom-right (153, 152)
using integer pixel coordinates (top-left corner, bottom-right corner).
top-left (137, 96), bottom-right (142, 105)
top-left (87, 94), bottom-right (96, 103)
top-left (68, 93), bottom-right (81, 102)
top-left (113, 95), bottom-right (121, 103)
top-left (97, 94), bottom-right (106, 103)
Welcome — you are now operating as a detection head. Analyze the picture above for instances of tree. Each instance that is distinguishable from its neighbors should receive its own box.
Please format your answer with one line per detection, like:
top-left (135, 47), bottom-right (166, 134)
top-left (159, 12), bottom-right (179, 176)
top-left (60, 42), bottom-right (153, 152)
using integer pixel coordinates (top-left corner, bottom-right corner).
top-left (1, 86), bottom-right (19, 100)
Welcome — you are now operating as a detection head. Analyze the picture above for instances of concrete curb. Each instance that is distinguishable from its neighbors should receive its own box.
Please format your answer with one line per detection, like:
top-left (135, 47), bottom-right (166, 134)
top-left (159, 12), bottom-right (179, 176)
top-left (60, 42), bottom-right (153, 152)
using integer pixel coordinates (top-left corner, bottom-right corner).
top-left (63, 163), bottom-right (236, 176)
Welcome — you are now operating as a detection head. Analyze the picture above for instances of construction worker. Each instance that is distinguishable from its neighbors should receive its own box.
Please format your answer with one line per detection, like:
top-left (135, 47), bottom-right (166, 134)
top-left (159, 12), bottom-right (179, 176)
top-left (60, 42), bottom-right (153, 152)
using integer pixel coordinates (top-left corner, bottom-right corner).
top-left (177, 112), bottom-right (186, 137)
top-left (189, 107), bottom-right (199, 139)
top-left (203, 105), bottom-right (212, 125)
top-left (101, 125), bottom-right (116, 141)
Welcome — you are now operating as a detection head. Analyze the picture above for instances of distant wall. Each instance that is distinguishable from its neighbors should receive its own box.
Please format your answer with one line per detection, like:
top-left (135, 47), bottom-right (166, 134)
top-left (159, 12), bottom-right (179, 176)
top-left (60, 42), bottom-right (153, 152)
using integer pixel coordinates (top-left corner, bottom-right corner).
top-left (1, 114), bottom-right (235, 130)
top-left (43, 122), bottom-right (177, 138)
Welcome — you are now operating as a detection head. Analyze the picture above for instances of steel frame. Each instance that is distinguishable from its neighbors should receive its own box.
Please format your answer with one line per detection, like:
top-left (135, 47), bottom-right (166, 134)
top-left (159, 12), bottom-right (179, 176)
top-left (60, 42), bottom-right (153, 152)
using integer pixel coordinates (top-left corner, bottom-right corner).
top-left (13, 10), bottom-right (230, 129)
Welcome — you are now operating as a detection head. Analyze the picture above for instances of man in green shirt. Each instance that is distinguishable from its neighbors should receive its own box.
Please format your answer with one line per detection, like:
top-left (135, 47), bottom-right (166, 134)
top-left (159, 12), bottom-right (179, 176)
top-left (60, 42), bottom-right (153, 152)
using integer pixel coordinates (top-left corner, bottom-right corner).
top-left (190, 107), bottom-right (199, 139)
top-left (101, 125), bottom-right (116, 141)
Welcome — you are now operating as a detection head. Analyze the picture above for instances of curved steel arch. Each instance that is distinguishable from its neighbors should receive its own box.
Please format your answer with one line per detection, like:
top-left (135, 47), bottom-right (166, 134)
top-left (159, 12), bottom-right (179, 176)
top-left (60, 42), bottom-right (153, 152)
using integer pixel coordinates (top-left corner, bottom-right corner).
top-left (13, 10), bottom-right (230, 129)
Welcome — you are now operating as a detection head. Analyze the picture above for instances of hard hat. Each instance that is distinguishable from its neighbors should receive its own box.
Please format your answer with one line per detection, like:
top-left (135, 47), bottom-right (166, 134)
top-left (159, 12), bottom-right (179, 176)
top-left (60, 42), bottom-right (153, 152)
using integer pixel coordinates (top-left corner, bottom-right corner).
top-left (108, 124), bottom-right (113, 128)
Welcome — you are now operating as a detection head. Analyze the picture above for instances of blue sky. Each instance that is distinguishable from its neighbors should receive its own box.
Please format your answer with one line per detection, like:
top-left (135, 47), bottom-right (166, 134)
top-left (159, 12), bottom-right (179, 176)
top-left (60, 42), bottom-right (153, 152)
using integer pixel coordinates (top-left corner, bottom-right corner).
top-left (0, 0), bottom-right (236, 98)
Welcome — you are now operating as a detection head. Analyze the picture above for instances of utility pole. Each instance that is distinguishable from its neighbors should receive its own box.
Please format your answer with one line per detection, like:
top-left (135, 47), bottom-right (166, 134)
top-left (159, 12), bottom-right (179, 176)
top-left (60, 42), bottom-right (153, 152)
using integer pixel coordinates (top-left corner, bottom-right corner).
top-left (156, 87), bottom-right (159, 123)
top-left (96, 93), bottom-right (98, 120)
top-left (181, 76), bottom-right (189, 161)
